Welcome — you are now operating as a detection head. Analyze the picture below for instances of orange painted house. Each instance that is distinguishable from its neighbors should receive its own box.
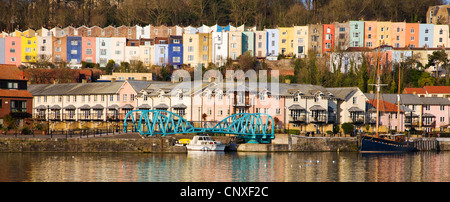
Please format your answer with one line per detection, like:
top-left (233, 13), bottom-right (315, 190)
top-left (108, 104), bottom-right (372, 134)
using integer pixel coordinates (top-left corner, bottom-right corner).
top-left (364, 21), bottom-right (378, 48)
top-left (323, 24), bottom-right (335, 55)
top-left (391, 22), bottom-right (406, 48)
top-left (52, 36), bottom-right (67, 63)
top-left (405, 23), bottom-right (420, 48)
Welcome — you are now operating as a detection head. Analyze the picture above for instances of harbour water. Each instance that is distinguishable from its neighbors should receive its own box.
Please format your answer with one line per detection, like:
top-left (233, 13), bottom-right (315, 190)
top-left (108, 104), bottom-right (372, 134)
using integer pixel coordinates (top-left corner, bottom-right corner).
top-left (0, 151), bottom-right (449, 182)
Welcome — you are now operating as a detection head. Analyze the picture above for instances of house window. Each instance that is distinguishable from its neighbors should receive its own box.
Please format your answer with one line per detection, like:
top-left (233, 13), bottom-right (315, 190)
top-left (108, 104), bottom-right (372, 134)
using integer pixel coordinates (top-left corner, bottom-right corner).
top-left (353, 97), bottom-right (357, 104)
top-left (440, 105), bottom-right (445, 111)
top-left (7, 82), bottom-right (18, 89)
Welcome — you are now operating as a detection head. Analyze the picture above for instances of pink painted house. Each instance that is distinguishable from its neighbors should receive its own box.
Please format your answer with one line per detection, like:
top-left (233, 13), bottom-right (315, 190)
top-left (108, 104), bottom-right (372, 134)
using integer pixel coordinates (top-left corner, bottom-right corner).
top-left (367, 99), bottom-right (406, 132)
top-left (4, 37), bottom-right (22, 66)
top-left (81, 37), bottom-right (96, 63)
top-left (420, 97), bottom-right (450, 132)
top-left (200, 83), bottom-right (285, 129)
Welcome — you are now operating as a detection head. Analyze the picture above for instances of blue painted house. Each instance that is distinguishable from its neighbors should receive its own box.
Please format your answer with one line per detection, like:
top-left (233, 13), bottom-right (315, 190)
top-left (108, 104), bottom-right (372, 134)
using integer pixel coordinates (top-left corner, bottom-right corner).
top-left (266, 29), bottom-right (279, 58)
top-left (66, 36), bottom-right (82, 65)
top-left (168, 36), bottom-right (183, 69)
top-left (419, 24), bottom-right (434, 48)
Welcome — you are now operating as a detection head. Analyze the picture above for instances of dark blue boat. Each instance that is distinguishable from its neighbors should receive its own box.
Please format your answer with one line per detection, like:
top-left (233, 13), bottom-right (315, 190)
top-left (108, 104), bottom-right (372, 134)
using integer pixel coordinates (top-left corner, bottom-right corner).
top-left (357, 134), bottom-right (415, 153)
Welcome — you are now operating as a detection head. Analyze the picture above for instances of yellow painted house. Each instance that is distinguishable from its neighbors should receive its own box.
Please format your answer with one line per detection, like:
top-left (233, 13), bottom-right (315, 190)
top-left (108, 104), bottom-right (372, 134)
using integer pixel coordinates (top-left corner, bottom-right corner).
top-left (21, 36), bottom-right (38, 63)
top-left (278, 27), bottom-right (294, 56)
top-left (377, 21), bottom-right (392, 46)
top-left (198, 33), bottom-right (212, 67)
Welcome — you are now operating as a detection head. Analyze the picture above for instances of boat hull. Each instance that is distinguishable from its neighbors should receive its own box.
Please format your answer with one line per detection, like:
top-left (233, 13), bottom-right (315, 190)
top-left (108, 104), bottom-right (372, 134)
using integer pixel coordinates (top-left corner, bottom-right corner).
top-left (186, 144), bottom-right (226, 151)
top-left (358, 136), bottom-right (415, 153)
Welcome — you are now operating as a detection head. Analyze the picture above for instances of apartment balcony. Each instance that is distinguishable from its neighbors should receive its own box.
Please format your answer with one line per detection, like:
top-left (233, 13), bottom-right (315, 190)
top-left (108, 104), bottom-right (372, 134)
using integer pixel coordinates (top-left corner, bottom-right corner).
top-left (63, 112), bottom-right (76, 121)
top-left (289, 115), bottom-right (306, 123)
top-left (48, 113), bottom-right (62, 121)
top-left (33, 114), bottom-right (47, 121)
top-left (422, 121), bottom-right (436, 127)
top-left (310, 115), bottom-right (327, 123)
top-left (349, 115), bottom-right (365, 124)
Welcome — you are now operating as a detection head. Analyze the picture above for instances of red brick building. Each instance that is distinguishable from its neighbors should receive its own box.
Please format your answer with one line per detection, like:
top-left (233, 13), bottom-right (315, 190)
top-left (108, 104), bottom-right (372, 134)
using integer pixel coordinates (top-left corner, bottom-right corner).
top-left (0, 65), bottom-right (33, 127)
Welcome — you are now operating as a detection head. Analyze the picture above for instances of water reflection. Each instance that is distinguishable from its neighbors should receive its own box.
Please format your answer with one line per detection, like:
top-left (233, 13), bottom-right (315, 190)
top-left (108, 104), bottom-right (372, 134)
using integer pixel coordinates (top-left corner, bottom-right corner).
top-left (0, 152), bottom-right (448, 182)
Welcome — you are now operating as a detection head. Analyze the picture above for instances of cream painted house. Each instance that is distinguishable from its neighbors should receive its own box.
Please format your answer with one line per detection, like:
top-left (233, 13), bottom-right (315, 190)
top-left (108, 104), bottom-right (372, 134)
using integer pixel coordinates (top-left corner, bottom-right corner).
top-left (28, 81), bottom-right (145, 130)
top-left (228, 31), bottom-right (242, 60)
top-left (293, 26), bottom-right (308, 58)
top-left (183, 33), bottom-right (199, 67)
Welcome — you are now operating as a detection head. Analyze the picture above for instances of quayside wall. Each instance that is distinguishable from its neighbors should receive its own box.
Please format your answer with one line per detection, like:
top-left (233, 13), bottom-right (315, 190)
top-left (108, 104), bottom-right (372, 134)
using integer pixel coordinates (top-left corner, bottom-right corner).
top-left (0, 134), bottom-right (449, 152)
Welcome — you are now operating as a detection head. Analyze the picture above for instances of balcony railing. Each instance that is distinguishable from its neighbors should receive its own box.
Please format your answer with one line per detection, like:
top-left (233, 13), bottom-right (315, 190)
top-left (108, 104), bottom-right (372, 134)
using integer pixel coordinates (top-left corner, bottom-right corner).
top-left (310, 115), bottom-right (327, 123)
top-left (289, 115), bottom-right (306, 123)
top-left (422, 121), bottom-right (436, 127)
top-left (349, 116), bottom-right (365, 124)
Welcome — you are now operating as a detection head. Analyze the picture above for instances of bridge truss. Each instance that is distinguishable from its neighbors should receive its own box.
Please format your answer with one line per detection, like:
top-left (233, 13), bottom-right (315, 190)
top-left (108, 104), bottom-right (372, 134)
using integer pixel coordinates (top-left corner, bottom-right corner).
top-left (123, 110), bottom-right (274, 144)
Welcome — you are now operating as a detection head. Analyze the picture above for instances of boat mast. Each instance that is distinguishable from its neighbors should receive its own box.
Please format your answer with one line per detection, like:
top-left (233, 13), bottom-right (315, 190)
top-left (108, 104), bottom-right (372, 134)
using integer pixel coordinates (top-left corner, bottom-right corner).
top-left (369, 41), bottom-right (387, 138)
top-left (397, 62), bottom-right (401, 133)
top-left (376, 46), bottom-right (380, 138)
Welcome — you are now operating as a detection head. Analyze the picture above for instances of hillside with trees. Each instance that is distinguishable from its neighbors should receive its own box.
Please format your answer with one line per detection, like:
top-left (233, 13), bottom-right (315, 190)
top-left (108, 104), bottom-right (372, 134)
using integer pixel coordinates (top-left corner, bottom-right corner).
top-left (0, 0), bottom-right (444, 32)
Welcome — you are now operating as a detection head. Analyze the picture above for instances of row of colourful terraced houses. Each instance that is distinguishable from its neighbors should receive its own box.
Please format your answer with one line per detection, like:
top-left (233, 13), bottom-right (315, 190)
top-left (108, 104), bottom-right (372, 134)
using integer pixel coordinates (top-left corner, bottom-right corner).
top-left (24, 77), bottom-right (450, 134)
top-left (0, 21), bottom-right (449, 68)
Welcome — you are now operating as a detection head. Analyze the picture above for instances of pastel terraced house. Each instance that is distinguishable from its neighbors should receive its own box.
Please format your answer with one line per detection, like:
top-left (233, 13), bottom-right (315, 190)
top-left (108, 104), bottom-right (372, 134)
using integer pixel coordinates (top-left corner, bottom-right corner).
top-left (198, 33), bottom-right (212, 67)
top-left (349, 21), bottom-right (365, 47)
top-left (242, 31), bottom-right (255, 56)
top-left (28, 80), bottom-right (144, 130)
top-left (4, 37), bottom-right (21, 66)
top-left (183, 33), bottom-right (199, 67)
top-left (212, 32), bottom-right (228, 67)
top-left (293, 26), bottom-right (308, 58)
top-left (377, 21), bottom-right (391, 46)
top-left (323, 24), bottom-right (335, 55)
top-left (278, 27), bottom-right (294, 56)
top-left (254, 31), bottom-right (267, 58)
top-left (52, 36), bottom-right (67, 63)
top-left (37, 35), bottom-right (53, 62)
top-left (405, 23), bottom-right (420, 48)
top-left (364, 21), bottom-right (378, 48)
top-left (266, 29), bottom-right (279, 58)
top-left (419, 24), bottom-right (434, 48)
top-left (96, 37), bottom-right (111, 67)
top-left (433, 24), bottom-right (448, 48)
top-left (391, 22), bottom-right (406, 48)
top-left (66, 36), bottom-right (82, 65)
top-left (82, 37), bottom-right (96, 63)
top-left (21, 36), bottom-right (38, 63)
top-left (228, 31), bottom-right (242, 60)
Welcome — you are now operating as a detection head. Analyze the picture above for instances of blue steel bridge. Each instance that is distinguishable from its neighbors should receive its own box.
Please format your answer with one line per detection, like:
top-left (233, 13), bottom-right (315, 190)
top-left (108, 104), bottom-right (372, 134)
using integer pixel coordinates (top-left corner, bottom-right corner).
top-left (123, 110), bottom-right (275, 144)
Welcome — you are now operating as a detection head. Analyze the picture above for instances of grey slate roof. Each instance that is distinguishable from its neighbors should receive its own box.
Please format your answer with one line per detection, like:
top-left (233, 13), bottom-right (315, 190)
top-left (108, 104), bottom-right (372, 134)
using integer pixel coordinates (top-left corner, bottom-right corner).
top-left (326, 87), bottom-right (361, 101)
top-left (420, 97), bottom-right (450, 105)
top-left (28, 82), bottom-right (126, 96)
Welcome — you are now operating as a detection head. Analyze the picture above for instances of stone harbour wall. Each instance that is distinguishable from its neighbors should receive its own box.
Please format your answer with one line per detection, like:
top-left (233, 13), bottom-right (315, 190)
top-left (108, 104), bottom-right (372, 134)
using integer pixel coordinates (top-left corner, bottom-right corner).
top-left (0, 137), bottom-right (186, 153)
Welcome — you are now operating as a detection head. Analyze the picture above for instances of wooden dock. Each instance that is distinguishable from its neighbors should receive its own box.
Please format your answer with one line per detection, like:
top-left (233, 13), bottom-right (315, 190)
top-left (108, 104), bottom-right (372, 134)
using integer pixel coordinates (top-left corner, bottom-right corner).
top-left (412, 138), bottom-right (439, 151)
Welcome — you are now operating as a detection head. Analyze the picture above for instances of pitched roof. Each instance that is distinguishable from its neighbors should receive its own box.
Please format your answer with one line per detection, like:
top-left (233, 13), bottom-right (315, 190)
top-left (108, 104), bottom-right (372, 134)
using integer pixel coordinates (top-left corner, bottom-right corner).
top-left (420, 97), bottom-right (450, 105)
top-left (28, 82), bottom-right (125, 96)
top-left (0, 65), bottom-right (27, 81)
top-left (0, 89), bottom-right (32, 98)
top-left (367, 99), bottom-right (402, 113)
top-left (423, 86), bottom-right (450, 94)
top-left (365, 93), bottom-right (424, 105)
top-left (403, 87), bottom-right (427, 94)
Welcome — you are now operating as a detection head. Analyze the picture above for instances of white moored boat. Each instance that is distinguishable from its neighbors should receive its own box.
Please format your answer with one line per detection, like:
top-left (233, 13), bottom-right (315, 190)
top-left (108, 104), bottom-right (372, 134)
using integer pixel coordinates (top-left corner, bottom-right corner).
top-left (186, 135), bottom-right (226, 151)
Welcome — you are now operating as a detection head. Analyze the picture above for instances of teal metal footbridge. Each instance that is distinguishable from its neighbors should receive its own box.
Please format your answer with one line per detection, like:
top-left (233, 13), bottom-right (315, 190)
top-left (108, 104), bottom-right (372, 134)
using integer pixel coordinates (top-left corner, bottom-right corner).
top-left (123, 110), bottom-right (274, 144)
